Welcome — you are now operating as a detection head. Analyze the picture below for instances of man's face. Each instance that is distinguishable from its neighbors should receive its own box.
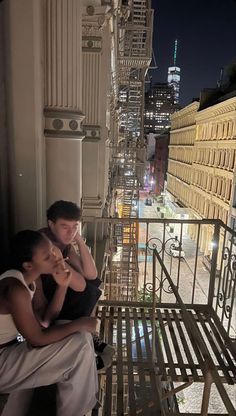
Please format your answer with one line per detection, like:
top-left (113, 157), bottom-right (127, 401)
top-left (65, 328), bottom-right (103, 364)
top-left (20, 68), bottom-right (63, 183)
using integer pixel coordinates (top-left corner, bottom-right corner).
top-left (48, 218), bottom-right (80, 245)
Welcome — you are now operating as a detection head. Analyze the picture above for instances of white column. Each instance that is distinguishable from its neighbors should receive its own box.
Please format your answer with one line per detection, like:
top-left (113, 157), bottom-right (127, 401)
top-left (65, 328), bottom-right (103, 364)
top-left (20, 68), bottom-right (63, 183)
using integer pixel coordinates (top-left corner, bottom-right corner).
top-left (82, 7), bottom-right (111, 217)
top-left (44, 0), bottom-right (85, 208)
top-left (5, 0), bottom-right (45, 230)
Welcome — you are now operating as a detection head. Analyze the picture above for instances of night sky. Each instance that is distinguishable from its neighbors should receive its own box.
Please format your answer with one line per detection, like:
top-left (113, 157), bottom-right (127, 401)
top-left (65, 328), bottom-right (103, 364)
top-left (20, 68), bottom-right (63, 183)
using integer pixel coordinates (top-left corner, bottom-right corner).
top-left (150, 0), bottom-right (236, 106)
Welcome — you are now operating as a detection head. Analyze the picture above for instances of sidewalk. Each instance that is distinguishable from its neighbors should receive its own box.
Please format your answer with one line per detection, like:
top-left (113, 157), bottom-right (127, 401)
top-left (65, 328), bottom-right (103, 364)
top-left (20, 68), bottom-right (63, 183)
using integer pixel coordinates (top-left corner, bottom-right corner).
top-left (138, 193), bottom-right (236, 413)
top-left (138, 195), bottom-right (210, 305)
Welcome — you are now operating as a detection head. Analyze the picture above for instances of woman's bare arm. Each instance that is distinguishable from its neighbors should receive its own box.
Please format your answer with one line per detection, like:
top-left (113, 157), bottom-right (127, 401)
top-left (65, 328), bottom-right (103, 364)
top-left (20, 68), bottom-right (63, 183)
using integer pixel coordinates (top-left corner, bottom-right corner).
top-left (33, 246), bottom-right (79, 325)
top-left (33, 278), bottom-right (68, 327)
top-left (8, 281), bottom-right (97, 347)
top-left (32, 277), bottom-right (48, 322)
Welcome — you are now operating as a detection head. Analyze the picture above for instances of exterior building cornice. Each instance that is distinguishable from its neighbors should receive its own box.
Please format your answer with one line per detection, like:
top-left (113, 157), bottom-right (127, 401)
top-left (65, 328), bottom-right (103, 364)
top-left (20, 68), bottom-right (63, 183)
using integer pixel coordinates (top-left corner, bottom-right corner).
top-left (169, 158), bottom-right (192, 166)
top-left (192, 185), bottom-right (230, 210)
top-left (169, 144), bottom-right (194, 147)
top-left (194, 140), bottom-right (236, 149)
top-left (196, 96), bottom-right (236, 122)
top-left (192, 163), bottom-right (234, 179)
top-left (171, 101), bottom-right (199, 120)
top-left (170, 125), bottom-right (196, 134)
top-left (167, 172), bottom-right (190, 184)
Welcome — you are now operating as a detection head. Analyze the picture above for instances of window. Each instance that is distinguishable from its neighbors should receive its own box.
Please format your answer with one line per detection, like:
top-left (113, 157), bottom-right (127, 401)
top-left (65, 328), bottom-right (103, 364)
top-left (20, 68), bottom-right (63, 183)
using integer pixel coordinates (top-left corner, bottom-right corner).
top-left (217, 178), bottom-right (222, 196)
top-left (230, 216), bottom-right (236, 232)
top-left (233, 184), bottom-right (236, 208)
top-left (230, 150), bottom-right (235, 170)
top-left (219, 151), bottom-right (225, 168)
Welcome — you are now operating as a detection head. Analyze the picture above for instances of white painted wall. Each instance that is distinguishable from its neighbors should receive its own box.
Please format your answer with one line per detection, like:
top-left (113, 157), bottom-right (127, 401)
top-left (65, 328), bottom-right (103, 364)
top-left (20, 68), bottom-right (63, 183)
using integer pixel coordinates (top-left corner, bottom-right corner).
top-left (5, 0), bottom-right (45, 230)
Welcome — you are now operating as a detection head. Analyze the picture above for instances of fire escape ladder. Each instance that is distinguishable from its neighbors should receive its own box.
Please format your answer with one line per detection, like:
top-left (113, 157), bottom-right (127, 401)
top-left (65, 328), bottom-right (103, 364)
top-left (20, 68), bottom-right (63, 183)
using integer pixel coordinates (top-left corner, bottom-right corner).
top-left (105, 0), bottom-right (153, 306)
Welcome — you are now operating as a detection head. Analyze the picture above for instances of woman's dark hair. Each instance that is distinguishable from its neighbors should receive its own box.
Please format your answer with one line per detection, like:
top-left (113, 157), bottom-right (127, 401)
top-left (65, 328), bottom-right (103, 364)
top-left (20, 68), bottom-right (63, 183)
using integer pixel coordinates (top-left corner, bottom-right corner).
top-left (47, 200), bottom-right (81, 222)
top-left (8, 230), bottom-right (46, 272)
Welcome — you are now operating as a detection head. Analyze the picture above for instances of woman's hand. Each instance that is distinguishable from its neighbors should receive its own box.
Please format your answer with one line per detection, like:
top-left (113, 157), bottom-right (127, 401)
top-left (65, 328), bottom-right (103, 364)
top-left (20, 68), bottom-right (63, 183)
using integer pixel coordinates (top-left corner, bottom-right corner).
top-left (39, 319), bottom-right (50, 328)
top-left (52, 246), bottom-right (72, 288)
top-left (53, 266), bottom-right (71, 288)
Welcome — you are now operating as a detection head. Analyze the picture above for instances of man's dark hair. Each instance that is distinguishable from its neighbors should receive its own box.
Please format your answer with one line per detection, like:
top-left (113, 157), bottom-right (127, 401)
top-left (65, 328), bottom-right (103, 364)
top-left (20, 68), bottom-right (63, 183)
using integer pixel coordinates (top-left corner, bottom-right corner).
top-left (47, 200), bottom-right (81, 222)
top-left (9, 230), bottom-right (46, 272)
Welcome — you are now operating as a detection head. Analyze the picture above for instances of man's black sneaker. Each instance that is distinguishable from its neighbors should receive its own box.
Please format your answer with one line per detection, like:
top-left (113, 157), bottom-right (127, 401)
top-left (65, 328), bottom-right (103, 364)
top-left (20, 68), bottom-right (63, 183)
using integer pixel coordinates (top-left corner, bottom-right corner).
top-left (93, 334), bottom-right (115, 373)
top-left (96, 354), bottom-right (114, 374)
top-left (93, 334), bottom-right (115, 355)
top-left (96, 355), bottom-right (105, 371)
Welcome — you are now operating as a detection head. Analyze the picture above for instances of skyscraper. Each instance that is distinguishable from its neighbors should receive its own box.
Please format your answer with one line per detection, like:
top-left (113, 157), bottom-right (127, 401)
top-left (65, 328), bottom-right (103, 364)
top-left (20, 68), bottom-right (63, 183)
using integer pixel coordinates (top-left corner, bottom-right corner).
top-left (167, 39), bottom-right (181, 104)
top-left (144, 82), bottom-right (175, 134)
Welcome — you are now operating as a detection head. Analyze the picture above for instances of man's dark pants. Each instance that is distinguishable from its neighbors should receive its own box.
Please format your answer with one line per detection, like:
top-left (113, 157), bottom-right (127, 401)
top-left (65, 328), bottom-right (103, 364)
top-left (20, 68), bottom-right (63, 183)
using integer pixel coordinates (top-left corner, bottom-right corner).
top-left (42, 276), bottom-right (102, 320)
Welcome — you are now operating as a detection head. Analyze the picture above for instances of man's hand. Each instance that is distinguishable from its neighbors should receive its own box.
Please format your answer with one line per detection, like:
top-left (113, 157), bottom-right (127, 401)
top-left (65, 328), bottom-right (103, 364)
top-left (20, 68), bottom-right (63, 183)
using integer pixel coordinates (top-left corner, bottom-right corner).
top-left (73, 231), bottom-right (84, 245)
top-left (69, 233), bottom-right (97, 280)
top-left (75, 317), bottom-right (98, 333)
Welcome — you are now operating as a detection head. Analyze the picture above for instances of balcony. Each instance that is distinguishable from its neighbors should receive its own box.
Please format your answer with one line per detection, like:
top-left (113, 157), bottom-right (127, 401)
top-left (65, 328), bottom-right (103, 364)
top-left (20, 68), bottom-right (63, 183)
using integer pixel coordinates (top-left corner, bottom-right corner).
top-left (1, 218), bottom-right (235, 416)
top-left (84, 217), bottom-right (236, 415)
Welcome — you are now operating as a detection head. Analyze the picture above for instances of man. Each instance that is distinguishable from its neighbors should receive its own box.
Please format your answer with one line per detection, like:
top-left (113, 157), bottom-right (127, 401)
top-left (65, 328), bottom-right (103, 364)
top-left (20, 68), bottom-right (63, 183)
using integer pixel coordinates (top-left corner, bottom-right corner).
top-left (39, 200), bottom-right (115, 372)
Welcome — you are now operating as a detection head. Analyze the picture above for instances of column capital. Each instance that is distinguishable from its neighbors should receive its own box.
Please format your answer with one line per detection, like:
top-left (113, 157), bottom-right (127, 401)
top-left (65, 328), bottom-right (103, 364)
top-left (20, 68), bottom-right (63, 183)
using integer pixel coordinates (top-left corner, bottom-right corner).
top-left (82, 3), bottom-right (111, 37)
top-left (44, 109), bottom-right (85, 139)
top-left (83, 124), bottom-right (101, 141)
top-left (82, 196), bottom-right (104, 217)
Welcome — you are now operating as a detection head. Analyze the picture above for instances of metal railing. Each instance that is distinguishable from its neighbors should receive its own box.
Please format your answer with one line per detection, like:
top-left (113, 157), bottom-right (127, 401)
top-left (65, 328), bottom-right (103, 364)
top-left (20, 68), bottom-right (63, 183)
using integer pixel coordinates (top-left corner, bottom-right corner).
top-left (83, 217), bottom-right (236, 340)
top-left (83, 216), bottom-right (236, 415)
top-left (118, 9), bottom-right (153, 63)
top-left (152, 248), bottom-right (235, 416)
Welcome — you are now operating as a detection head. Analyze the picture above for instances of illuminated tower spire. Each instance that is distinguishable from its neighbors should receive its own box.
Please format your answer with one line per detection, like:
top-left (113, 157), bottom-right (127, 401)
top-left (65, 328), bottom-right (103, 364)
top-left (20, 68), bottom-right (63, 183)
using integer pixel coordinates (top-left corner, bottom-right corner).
top-left (167, 39), bottom-right (181, 104)
top-left (173, 39), bottom-right (178, 66)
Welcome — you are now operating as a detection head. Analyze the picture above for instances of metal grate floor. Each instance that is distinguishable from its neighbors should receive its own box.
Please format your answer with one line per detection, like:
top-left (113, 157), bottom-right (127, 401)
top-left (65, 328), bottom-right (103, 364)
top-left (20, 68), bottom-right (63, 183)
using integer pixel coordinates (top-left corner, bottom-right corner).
top-left (95, 304), bottom-right (236, 416)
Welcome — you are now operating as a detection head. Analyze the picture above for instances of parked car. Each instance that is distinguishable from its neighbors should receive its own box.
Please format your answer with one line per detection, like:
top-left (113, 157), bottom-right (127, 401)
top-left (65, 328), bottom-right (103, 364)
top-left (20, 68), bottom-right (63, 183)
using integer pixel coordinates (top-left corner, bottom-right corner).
top-left (170, 245), bottom-right (185, 258)
top-left (145, 198), bottom-right (152, 206)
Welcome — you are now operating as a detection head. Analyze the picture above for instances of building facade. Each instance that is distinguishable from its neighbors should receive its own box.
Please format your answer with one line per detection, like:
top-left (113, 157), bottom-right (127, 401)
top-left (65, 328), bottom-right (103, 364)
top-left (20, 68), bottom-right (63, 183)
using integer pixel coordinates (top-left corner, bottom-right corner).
top-left (146, 132), bottom-right (169, 195)
top-left (167, 66), bottom-right (181, 104)
top-left (0, 0), bottom-right (120, 262)
top-left (167, 101), bottom-right (199, 208)
top-left (167, 94), bottom-right (236, 256)
top-left (153, 133), bottom-right (170, 195)
top-left (144, 82), bottom-right (175, 134)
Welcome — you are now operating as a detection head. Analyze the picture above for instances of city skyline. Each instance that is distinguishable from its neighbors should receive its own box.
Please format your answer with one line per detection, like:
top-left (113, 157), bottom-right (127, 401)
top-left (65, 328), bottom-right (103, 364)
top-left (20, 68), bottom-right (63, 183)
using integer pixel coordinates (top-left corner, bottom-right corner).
top-left (150, 0), bottom-right (236, 107)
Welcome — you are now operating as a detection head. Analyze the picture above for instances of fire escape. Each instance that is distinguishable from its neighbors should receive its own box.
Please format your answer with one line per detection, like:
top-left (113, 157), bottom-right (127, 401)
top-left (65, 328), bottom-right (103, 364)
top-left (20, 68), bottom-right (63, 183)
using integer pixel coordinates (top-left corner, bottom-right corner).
top-left (106, 0), bottom-right (153, 301)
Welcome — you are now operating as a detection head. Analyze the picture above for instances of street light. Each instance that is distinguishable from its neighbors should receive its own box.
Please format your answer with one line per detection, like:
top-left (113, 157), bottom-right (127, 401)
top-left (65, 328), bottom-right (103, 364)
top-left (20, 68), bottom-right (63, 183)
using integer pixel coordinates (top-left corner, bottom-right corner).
top-left (209, 240), bottom-right (217, 249)
top-left (150, 178), bottom-right (155, 192)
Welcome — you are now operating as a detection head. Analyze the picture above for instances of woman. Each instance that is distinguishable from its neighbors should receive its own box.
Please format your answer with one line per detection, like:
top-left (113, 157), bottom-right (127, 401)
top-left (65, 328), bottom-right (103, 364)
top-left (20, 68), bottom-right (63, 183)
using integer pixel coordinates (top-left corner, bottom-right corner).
top-left (0, 230), bottom-right (98, 416)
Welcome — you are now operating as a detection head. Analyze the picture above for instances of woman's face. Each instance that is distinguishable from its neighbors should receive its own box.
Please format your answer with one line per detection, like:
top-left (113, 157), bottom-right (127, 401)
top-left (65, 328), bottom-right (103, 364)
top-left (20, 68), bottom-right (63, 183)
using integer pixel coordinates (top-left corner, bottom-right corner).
top-left (29, 239), bottom-right (58, 275)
